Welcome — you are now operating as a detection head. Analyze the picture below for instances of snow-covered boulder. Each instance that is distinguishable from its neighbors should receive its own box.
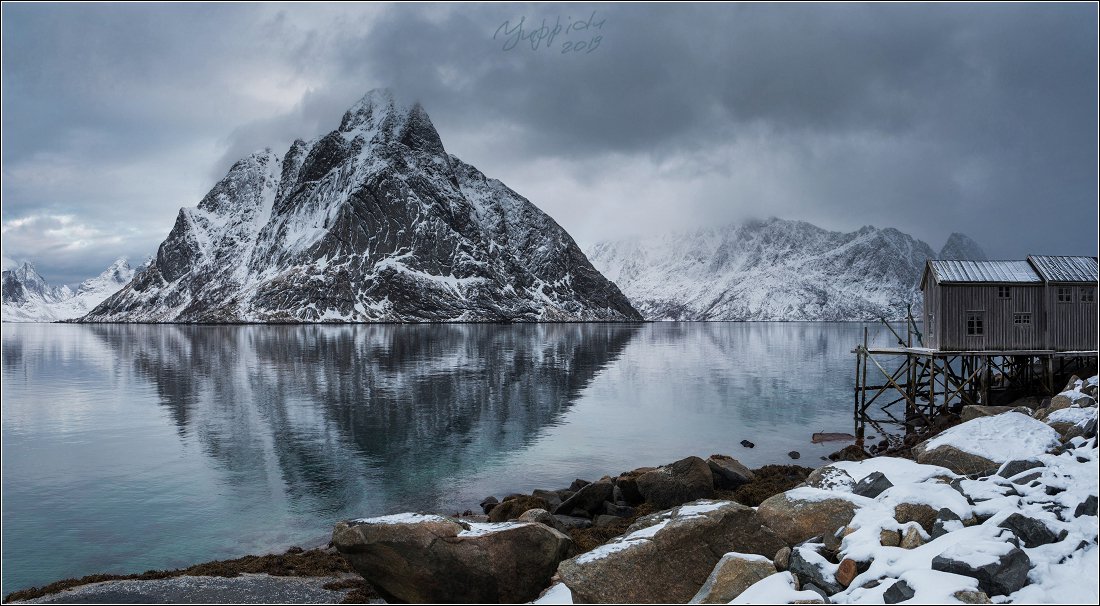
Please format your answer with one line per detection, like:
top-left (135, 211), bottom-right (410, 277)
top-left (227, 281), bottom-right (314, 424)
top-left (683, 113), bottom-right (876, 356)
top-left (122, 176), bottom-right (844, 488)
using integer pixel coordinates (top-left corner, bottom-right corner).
top-left (331, 513), bottom-right (571, 603)
top-left (912, 413), bottom-right (1060, 474)
top-left (756, 488), bottom-right (871, 546)
top-left (555, 500), bottom-right (786, 603)
top-left (688, 552), bottom-right (777, 604)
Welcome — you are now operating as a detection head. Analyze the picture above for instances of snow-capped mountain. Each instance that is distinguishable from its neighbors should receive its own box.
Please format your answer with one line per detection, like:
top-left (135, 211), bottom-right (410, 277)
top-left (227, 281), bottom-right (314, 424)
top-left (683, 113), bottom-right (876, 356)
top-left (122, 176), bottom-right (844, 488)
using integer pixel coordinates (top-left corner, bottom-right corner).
top-left (586, 218), bottom-right (986, 321)
top-left (83, 89), bottom-right (639, 323)
top-left (939, 232), bottom-right (988, 261)
top-left (2, 259), bottom-right (135, 322)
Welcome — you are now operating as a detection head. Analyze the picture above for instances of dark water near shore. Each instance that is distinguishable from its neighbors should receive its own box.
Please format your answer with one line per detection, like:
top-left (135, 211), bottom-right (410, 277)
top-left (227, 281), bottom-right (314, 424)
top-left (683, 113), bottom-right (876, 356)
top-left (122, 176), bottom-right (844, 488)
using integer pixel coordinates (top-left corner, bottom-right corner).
top-left (1, 322), bottom-right (899, 594)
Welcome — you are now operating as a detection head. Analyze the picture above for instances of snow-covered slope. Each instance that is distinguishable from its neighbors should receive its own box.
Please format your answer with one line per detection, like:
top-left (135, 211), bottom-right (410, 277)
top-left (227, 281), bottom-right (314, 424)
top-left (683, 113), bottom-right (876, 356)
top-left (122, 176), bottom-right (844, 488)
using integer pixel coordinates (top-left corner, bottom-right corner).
top-left (84, 89), bottom-right (640, 323)
top-left (2, 259), bottom-right (135, 322)
top-left (586, 219), bottom-right (985, 321)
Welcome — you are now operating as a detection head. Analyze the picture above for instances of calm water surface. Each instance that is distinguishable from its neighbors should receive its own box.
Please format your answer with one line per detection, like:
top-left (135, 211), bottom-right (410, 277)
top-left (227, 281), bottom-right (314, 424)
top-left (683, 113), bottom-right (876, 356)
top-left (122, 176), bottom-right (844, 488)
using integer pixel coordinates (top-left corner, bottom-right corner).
top-left (1, 322), bottom-right (897, 594)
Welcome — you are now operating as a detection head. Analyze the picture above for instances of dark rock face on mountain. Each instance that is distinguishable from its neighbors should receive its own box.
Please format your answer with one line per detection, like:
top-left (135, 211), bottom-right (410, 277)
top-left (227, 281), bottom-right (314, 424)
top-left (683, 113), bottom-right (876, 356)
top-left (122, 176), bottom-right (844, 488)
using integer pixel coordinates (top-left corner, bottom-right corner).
top-left (587, 219), bottom-right (987, 321)
top-left (939, 232), bottom-right (988, 261)
top-left (83, 89), bottom-right (640, 323)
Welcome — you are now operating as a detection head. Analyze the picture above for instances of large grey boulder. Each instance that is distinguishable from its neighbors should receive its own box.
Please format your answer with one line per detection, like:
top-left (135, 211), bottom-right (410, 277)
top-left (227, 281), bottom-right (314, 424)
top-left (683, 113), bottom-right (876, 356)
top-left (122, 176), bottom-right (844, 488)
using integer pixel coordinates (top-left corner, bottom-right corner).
top-left (960, 405), bottom-right (1017, 423)
top-left (805, 466), bottom-right (855, 492)
top-left (556, 500), bottom-right (786, 603)
top-left (689, 552), bottom-right (777, 604)
top-left (332, 513), bottom-right (572, 603)
top-left (912, 443), bottom-right (997, 476)
top-left (636, 456), bottom-right (715, 509)
top-left (931, 541), bottom-right (1031, 597)
top-left (554, 479), bottom-right (613, 516)
top-left (707, 455), bottom-right (755, 489)
top-left (756, 488), bottom-right (864, 546)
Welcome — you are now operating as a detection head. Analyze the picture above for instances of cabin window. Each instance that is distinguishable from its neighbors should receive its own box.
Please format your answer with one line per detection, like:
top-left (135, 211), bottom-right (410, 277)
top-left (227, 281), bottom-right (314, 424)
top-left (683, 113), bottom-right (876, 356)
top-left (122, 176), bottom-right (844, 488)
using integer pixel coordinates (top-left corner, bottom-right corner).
top-left (1082, 288), bottom-right (1096, 303)
top-left (1057, 287), bottom-right (1073, 303)
top-left (966, 313), bottom-right (984, 336)
top-left (1013, 313), bottom-right (1032, 326)
top-left (997, 286), bottom-right (1011, 299)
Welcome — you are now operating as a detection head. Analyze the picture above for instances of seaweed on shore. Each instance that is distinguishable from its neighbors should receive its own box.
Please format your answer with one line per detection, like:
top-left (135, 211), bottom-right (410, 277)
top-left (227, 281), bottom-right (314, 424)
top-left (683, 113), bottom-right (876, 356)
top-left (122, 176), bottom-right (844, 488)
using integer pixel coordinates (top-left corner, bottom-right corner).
top-left (726, 464), bottom-right (814, 507)
top-left (2, 546), bottom-right (379, 604)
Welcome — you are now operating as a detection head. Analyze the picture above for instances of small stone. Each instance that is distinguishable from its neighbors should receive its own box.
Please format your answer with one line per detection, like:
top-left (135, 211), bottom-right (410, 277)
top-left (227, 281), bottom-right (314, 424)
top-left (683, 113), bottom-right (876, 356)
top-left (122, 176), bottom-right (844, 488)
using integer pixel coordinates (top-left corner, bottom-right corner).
top-left (489, 495), bottom-right (552, 522)
top-left (593, 514), bottom-right (621, 527)
top-left (883, 579), bottom-right (915, 604)
top-left (852, 471), bottom-right (894, 498)
top-left (900, 526), bottom-right (925, 549)
top-left (953, 590), bottom-right (993, 604)
top-left (552, 515), bottom-right (592, 530)
top-left (836, 559), bottom-right (858, 588)
top-left (517, 508), bottom-right (567, 533)
top-left (741, 439), bottom-right (755, 448)
top-left (788, 451), bottom-right (801, 460)
top-left (998, 513), bottom-right (1061, 548)
top-left (1075, 495), bottom-right (1098, 517)
top-left (931, 508), bottom-right (964, 539)
top-left (997, 459), bottom-right (1045, 478)
top-left (789, 545), bottom-right (842, 595)
top-left (774, 546), bottom-right (792, 571)
top-left (689, 552), bottom-right (778, 604)
top-left (1011, 471), bottom-right (1044, 485)
top-left (806, 466), bottom-right (855, 491)
top-left (603, 501), bottom-right (635, 518)
top-left (707, 455), bottom-right (756, 489)
top-left (479, 496), bottom-right (499, 515)
top-left (931, 547), bottom-right (1031, 596)
top-left (879, 529), bottom-right (901, 547)
top-left (801, 583), bottom-right (829, 601)
top-left (894, 503), bottom-right (938, 533)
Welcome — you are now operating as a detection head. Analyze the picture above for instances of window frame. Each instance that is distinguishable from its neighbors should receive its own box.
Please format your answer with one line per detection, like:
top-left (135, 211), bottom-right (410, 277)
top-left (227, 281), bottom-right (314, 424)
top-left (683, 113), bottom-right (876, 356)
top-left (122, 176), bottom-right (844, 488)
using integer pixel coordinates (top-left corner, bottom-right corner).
top-left (966, 311), bottom-right (985, 337)
top-left (997, 286), bottom-right (1011, 299)
top-left (1081, 287), bottom-right (1096, 303)
top-left (1056, 286), bottom-right (1073, 303)
top-left (1013, 312), bottom-right (1032, 326)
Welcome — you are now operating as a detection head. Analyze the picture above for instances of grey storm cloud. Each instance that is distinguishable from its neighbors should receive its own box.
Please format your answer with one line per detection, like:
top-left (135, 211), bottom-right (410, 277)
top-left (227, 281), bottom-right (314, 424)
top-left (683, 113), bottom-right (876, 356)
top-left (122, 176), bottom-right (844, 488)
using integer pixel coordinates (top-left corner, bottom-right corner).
top-left (1, 3), bottom-right (1096, 286)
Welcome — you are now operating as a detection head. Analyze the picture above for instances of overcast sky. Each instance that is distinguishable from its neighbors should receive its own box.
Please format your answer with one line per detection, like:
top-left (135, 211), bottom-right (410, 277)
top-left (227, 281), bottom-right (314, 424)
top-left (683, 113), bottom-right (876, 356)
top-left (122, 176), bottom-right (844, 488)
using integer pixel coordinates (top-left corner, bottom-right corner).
top-left (2, 3), bottom-right (1097, 285)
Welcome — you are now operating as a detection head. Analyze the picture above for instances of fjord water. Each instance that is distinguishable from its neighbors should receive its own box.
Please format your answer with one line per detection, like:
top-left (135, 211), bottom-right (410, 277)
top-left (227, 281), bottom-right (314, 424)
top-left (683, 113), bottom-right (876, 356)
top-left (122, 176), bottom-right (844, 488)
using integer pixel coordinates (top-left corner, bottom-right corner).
top-left (2, 322), bottom-right (897, 594)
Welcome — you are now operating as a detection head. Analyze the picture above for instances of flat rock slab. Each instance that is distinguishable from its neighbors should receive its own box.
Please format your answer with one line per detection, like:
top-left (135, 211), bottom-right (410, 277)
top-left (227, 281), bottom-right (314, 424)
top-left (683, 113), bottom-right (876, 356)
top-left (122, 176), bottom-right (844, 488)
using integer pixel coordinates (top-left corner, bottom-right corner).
top-left (11, 574), bottom-right (357, 604)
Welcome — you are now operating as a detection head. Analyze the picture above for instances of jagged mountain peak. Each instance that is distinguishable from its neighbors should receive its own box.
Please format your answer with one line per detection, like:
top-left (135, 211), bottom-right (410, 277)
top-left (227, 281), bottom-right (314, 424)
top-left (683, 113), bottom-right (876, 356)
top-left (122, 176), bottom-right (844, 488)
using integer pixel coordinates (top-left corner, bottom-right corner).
top-left (939, 232), bottom-right (988, 260)
top-left (83, 89), bottom-right (639, 323)
top-left (3, 258), bottom-right (135, 322)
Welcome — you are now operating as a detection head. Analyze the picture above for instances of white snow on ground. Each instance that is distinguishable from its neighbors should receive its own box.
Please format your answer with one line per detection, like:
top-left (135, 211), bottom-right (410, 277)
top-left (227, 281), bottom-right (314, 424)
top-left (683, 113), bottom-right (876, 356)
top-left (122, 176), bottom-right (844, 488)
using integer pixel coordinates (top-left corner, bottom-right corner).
top-left (831, 457), bottom-right (955, 485)
top-left (921, 412), bottom-right (1060, 462)
top-left (729, 572), bottom-right (826, 604)
top-left (458, 522), bottom-right (523, 537)
top-left (533, 583), bottom-right (574, 605)
top-left (1047, 406), bottom-right (1096, 427)
top-left (352, 512), bottom-right (447, 525)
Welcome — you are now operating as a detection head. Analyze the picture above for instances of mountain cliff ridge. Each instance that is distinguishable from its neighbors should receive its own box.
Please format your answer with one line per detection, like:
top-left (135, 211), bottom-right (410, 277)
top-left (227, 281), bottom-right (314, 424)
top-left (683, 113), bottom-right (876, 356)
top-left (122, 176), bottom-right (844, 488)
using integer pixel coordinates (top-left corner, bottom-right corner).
top-left (586, 219), bottom-right (987, 321)
top-left (82, 89), bottom-right (640, 323)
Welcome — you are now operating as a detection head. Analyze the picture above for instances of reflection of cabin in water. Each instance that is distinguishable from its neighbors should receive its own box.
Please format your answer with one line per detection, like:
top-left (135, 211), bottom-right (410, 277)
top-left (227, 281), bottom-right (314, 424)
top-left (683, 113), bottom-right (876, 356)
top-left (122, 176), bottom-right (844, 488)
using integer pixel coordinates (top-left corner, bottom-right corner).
top-left (921, 256), bottom-right (1098, 352)
top-left (855, 255), bottom-right (1098, 442)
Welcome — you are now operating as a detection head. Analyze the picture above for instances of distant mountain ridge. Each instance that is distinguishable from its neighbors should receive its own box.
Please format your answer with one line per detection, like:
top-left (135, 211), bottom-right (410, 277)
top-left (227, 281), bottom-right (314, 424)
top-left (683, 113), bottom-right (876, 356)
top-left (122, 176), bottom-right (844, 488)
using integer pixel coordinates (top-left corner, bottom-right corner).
top-left (586, 218), bottom-right (988, 321)
top-left (2, 259), bottom-right (135, 322)
top-left (82, 89), bottom-right (640, 323)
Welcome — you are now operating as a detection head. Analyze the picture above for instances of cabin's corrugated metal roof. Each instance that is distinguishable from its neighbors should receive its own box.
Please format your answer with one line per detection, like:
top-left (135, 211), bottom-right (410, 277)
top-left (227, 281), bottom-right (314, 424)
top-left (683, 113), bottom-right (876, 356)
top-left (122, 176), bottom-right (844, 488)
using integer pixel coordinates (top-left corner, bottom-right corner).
top-left (928, 260), bottom-right (1041, 284)
top-left (1027, 255), bottom-right (1099, 283)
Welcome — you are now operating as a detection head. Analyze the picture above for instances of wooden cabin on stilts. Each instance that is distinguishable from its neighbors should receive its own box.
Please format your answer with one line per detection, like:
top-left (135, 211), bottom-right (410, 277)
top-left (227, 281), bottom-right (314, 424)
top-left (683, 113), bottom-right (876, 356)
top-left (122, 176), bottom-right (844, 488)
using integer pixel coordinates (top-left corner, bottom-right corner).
top-left (854, 255), bottom-right (1099, 447)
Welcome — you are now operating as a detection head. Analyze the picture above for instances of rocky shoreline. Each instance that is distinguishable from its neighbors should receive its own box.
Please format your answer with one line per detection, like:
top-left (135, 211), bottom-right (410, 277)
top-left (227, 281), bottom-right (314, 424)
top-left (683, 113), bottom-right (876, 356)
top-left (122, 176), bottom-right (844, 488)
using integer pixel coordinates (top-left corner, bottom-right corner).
top-left (8, 375), bottom-right (1097, 604)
